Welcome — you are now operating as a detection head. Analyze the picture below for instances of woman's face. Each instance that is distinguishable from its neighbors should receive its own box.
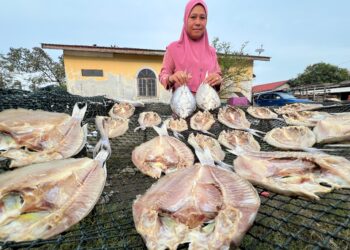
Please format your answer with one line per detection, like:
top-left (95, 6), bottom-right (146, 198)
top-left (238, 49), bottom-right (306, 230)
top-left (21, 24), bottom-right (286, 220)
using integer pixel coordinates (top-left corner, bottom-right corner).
top-left (186, 4), bottom-right (207, 40)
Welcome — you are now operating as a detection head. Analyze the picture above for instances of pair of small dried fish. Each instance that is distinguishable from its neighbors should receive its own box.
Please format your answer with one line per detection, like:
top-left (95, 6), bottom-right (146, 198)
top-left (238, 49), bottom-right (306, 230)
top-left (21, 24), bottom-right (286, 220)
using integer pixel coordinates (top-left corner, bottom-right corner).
top-left (170, 83), bottom-right (220, 118)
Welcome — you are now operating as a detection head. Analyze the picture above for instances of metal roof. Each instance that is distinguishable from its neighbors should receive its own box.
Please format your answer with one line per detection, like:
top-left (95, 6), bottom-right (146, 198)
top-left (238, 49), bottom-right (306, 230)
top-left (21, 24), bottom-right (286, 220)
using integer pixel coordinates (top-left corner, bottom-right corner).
top-left (41, 43), bottom-right (271, 61)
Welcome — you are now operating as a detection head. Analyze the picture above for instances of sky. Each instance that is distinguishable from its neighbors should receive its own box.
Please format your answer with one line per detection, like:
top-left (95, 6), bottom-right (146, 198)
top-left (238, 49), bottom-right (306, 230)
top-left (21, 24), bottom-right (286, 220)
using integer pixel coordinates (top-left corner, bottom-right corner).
top-left (1, 0), bottom-right (349, 86)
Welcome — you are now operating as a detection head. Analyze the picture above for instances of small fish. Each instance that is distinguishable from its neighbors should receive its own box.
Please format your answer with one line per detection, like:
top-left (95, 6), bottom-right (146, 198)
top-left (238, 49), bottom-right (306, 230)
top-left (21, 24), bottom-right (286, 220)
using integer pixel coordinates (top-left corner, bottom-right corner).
top-left (195, 83), bottom-right (221, 111)
top-left (170, 85), bottom-right (196, 119)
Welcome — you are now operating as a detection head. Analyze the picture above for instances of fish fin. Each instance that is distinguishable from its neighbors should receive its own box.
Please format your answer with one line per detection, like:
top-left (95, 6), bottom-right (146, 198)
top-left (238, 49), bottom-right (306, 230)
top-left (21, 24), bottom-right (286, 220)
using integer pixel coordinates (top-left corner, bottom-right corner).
top-left (214, 160), bottom-right (234, 171)
top-left (134, 126), bottom-right (144, 132)
top-left (153, 123), bottom-right (169, 136)
top-left (74, 124), bottom-right (88, 155)
top-left (226, 145), bottom-right (246, 156)
top-left (200, 130), bottom-right (215, 137)
top-left (72, 102), bottom-right (87, 121)
top-left (275, 117), bottom-right (285, 121)
top-left (93, 116), bottom-right (111, 159)
top-left (324, 144), bottom-right (350, 148)
top-left (173, 131), bottom-right (184, 140)
top-left (246, 128), bottom-right (265, 137)
top-left (302, 147), bottom-right (339, 154)
top-left (191, 139), bottom-right (215, 166)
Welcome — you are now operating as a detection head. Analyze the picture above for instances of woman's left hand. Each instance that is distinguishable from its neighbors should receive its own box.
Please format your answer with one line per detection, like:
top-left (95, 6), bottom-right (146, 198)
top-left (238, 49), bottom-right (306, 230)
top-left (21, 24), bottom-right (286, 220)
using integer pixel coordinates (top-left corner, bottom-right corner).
top-left (205, 73), bottom-right (222, 86)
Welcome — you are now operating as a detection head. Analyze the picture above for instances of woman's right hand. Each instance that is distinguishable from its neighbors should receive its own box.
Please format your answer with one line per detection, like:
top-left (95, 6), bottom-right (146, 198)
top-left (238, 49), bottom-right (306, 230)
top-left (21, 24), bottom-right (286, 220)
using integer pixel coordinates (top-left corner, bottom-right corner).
top-left (169, 71), bottom-right (192, 85)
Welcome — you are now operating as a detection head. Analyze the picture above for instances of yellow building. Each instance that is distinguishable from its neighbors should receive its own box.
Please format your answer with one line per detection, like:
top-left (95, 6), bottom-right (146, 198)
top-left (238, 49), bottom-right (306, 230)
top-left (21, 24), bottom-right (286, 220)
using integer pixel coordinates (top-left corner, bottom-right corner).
top-left (42, 43), bottom-right (270, 103)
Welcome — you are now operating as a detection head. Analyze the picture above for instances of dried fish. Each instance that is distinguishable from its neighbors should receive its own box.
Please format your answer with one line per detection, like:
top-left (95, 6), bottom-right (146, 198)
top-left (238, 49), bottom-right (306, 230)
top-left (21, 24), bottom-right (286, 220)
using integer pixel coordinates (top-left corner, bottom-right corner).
top-left (188, 133), bottom-right (225, 162)
top-left (134, 112), bottom-right (161, 131)
top-left (132, 125), bottom-right (194, 178)
top-left (170, 85), bottom-right (196, 119)
top-left (190, 110), bottom-right (215, 136)
top-left (283, 111), bottom-right (332, 127)
top-left (164, 118), bottom-right (188, 139)
top-left (218, 130), bottom-right (260, 152)
top-left (133, 148), bottom-right (260, 249)
top-left (274, 103), bottom-right (324, 115)
top-left (96, 116), bottom-right (129, 138)
top-left (108, 102), bottom-right (135, 119)
top-left (218, 106), bottom-right (265, 137)
top-left (0, 147), bottom-right (109, 242)
top-left (0, 104), bottom-right (87, 168)
top-left (264, 126), bottom-right (316, 150)
top-left (233, 150), bottom-right (350, 200)
top-left (313, 113), bottom-right (350, 144)
top-left (247, 106), bottom-right (280, 120)
top-left (195, 83), bottom-right (221, 111)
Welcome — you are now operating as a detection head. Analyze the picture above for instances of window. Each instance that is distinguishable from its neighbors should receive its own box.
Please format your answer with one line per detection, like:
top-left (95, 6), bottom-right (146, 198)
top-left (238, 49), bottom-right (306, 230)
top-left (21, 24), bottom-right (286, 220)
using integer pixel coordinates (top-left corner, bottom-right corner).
top-left (81, 69), bottom-right (103, 77)
top-left (137, 69), bottom-right (156, 97)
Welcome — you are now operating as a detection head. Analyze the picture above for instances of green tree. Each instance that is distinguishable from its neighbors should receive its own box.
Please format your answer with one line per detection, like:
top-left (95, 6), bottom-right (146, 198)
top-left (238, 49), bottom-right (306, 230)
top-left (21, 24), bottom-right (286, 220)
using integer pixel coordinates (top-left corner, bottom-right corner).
top-left (288, 62), bottom-right (350, 87)
top-left (0, 47), bottom-right (65, 90)
top-left (212, 37), bottom-right (252, 99)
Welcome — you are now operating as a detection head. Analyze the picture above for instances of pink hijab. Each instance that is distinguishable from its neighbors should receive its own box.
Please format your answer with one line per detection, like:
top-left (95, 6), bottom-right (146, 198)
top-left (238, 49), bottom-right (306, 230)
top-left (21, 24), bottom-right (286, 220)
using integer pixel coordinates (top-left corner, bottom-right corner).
top-left (167, 0), bottom-right (218, 92)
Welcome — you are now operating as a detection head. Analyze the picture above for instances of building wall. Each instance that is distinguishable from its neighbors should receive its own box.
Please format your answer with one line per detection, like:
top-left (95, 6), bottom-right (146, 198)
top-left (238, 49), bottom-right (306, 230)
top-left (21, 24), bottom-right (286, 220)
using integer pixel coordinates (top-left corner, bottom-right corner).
top-left (63, 51), bottom-right (171, 103)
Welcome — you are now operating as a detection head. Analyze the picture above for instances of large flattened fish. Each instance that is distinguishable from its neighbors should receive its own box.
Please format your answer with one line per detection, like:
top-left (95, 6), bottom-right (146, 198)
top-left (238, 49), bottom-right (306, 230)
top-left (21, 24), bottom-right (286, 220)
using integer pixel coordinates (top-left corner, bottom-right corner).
top-left (233, 151), bottom-right (350, 200)
top-left (132, 126), bottom-right (194, 178)
top-left (108, 102), bottom-right (135, 119)
top-left (133, 163), bottom-right (260, 249)
top-left (264, 126), bottom-right (316, 150)
top-left (282, 111), bottom-right (332, 127)
top-left (0, 149), bottom-right (109, 242)
top-left (313, 113), bottom-right (350, 144)
top-left (0, 104), bottom-right (87, 168)
top-left (195, 83), bottom-right (221, 111)
top-left (170, 85), bottom-right (196, 119)
top-left (274, 103), bottom-right (323, 115)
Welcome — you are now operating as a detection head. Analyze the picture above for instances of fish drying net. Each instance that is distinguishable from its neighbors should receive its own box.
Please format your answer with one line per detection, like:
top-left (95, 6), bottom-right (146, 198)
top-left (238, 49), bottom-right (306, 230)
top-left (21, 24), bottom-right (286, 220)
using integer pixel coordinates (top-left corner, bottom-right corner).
top-left (0, 88), bottom-right (350, 249)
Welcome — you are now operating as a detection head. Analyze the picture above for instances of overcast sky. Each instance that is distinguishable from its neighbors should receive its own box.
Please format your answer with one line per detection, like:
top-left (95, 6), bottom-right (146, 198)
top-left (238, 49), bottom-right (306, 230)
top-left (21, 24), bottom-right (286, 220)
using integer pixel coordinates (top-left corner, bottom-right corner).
top-left (1, 0), bottom-right (349, 85)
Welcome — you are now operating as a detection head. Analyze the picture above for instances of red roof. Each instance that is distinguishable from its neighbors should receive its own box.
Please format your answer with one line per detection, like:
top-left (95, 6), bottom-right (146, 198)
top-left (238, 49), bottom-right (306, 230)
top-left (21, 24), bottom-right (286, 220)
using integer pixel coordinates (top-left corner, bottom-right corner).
top-left (253, 80), bottom-right (288, 93)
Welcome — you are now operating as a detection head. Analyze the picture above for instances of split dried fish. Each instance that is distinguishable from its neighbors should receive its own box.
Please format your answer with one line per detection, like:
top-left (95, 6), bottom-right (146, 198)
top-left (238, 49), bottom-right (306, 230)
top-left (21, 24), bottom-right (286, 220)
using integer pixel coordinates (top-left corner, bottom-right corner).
top-left (133, 147), bottom-right (260, 250)
top-left (96, 116), bottom-right (129, 138)
top-left (164, 118), bottom-right (188, 139)
top-left (108, 102), bottom-right (135, 119)
top-left (0, 103), bottom-right (87, 168)
top-left (264, 126), bottom-right (316, 150)
top-left (0, 147), bottom-right (109, 242)
top-left (218, 130), bottom-right (260, 152)
top-left (190, 110), bottom-right (215, 136)
top-left (313, 113), bottom-right (350, 144)
top-left (134, 112), bottom-right (161, 131)
top-left (132, 125), bottom-right (194, 178)
top-left (188, 133), bottom-right (225, 162)
top-left (170, 85), bottom-right (196, 119)
top-left (247, 106), bottom-right (280, 120)
top-left (233, 150), bottom-right (350, 200)
top-left (274, 103), bottom-right (324, 115)
top-left (218, 106), bottom-right (265, 137)
top-left (283, 111), bottom-right (332, 127)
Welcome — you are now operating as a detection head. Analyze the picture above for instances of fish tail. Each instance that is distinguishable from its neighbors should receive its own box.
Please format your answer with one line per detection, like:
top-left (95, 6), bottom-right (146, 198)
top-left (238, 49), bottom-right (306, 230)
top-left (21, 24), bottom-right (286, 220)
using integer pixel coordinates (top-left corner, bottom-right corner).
top-left (153, 123), bottom-right (168, 136)
top-left (72, 102), bottom-right (87, 121)
top-left (173, 131), bottom-right (184, 140)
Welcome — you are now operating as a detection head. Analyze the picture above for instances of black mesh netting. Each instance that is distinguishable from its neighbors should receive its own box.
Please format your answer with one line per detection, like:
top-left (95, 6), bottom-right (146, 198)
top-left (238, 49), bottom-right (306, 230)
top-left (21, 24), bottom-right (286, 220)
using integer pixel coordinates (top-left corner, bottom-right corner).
top-left (0, 89), bottom-right (349, 250)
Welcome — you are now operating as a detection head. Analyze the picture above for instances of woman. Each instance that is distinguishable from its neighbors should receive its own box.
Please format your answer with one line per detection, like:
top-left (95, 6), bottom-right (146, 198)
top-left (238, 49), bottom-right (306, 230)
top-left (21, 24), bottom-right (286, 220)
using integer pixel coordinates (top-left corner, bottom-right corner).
top-left (159, 0), bottom-right (222, 93)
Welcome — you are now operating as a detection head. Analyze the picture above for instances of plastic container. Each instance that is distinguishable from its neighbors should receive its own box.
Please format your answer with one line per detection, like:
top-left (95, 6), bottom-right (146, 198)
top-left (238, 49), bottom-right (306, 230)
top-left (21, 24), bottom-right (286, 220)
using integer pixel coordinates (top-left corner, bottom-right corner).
top-left (227, 97), bottom-right (250, 106)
